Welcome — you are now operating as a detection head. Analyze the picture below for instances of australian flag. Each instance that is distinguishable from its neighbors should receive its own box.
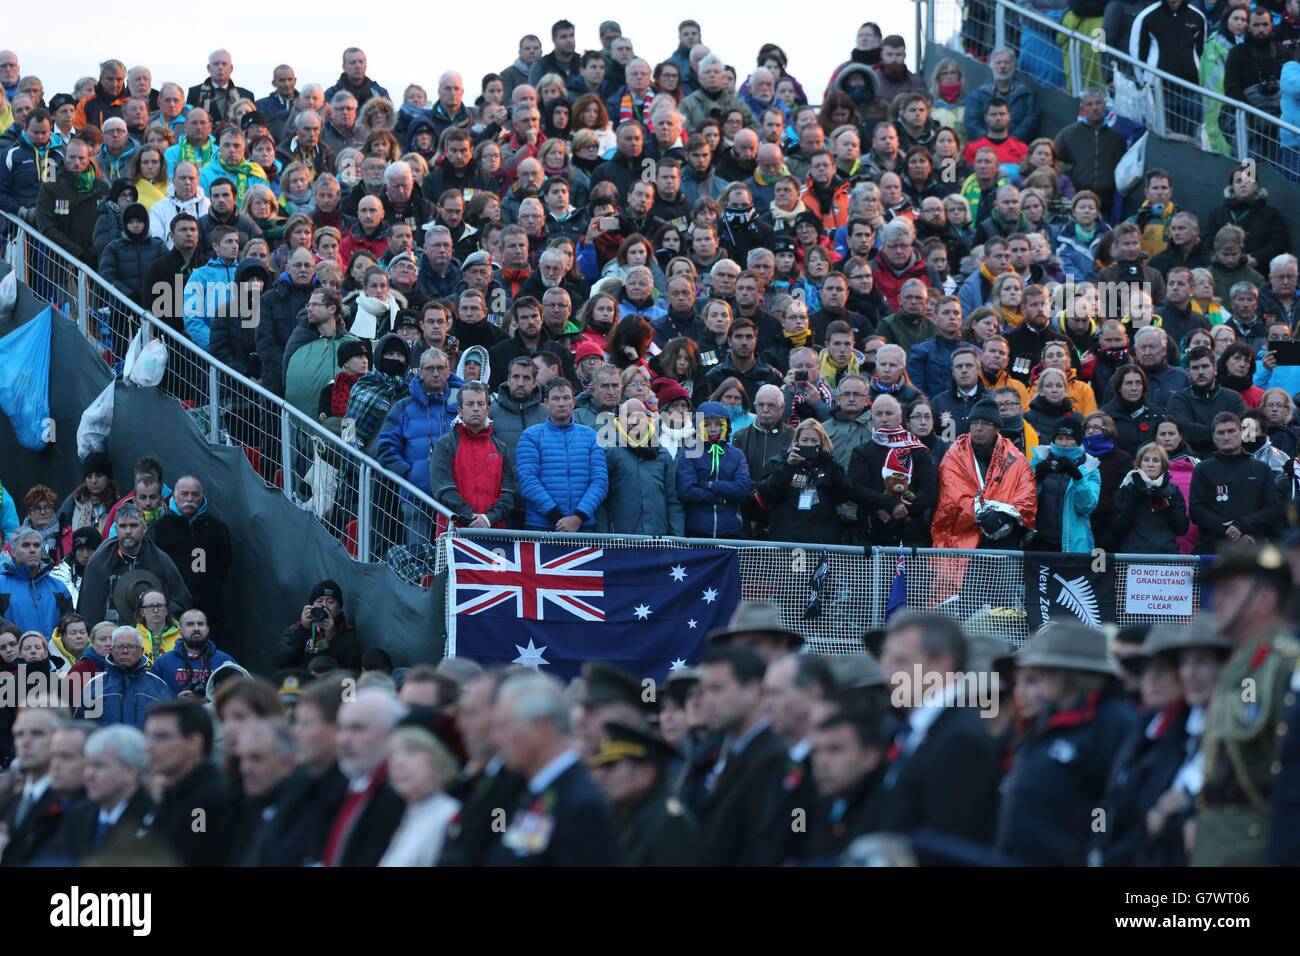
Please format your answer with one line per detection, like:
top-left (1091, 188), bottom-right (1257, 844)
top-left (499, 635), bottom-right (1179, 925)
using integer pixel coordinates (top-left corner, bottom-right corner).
top-left (447, 537), bottom-right (742, 682)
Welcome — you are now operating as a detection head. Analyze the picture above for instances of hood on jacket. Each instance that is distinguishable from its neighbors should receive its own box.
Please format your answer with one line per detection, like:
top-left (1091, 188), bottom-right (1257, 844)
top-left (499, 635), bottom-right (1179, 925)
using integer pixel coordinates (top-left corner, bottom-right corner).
top-left (166, 496), bottom-right (210, 522)
top-left (456, 344), bottom-right (491, 384)
top-left (407, 370), bottom-right (464, 407)
top-left (235, 257), bottom-right (271, 285)
top-left (205, 660), bottom-right (252, 700)
top-left (830, 62), bottom-right (879, 99)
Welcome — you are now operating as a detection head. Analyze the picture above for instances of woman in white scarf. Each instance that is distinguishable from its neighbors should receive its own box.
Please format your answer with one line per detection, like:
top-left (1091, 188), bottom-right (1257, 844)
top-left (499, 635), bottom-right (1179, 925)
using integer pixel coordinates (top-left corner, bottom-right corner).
top-left (379, 721), bottom-right (462, 867)
top-left (1112, 442), bottom-right (1189, 554)
top-left (344, 265), bottom-right (408, 340)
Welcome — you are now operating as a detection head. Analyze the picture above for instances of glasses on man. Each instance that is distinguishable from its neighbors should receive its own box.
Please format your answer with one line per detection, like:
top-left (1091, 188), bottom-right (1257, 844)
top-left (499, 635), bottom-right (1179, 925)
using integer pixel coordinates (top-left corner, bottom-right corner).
top-left (29, 503), bottom-right (53, 513)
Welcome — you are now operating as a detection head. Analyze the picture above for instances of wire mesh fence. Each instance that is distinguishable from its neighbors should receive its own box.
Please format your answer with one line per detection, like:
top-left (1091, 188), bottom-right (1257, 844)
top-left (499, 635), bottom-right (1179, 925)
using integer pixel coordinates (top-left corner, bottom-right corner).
top-left (927, 0), bottom-right (1300, 180)
top-left (441, 530), bottom-right (1204, 658)
top-left (3, 214), bottom-right (457, 581)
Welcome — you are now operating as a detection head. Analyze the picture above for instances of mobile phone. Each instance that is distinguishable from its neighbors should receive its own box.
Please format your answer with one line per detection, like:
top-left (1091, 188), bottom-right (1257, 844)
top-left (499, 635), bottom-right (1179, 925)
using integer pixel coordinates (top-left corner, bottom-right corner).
top-left (599, 216), bottom-right (618, 231)
top-left (794, 370), bottom-right (809, 383)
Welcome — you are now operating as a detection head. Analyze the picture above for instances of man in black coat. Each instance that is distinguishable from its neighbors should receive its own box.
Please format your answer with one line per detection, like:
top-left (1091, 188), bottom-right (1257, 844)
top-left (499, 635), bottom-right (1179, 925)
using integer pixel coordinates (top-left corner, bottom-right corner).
top-left (323, 688), bottom-right (407, 867)
top-left (273, 579), bottom-right (362, 673)
top-left (799, 711), bottom-right (892, 862)
top-left (54, 724), bottom-right (155, 863)
top-left (77, 505), bottom-right (192, 626)
top-left (152, 476), bottom-right (231, 638)
top-left (144, 212), bottom-right (204, 339)
top-left (693, 645), bottom-right (790, 866)
top-left (248, 675), bottom-right (349, 866)
top-left (1165, 347), bottom-right (1247, 457)
top-left (485, 671), bottom-right (618, 866)
top-left (0, 709), bottom-right (65, 865)
top-left (142, 702), bottom-right (238, 866)
top-left (34, 137), bottom-right (108, 266)
top-left (588, 722), bottom-right (699, 866)
top-left (875, 613), bottom-right (1002, 845)
top-left (256, 249), bottom-right (317, 397)
top-left (1189, 411), bottom-right (1283, 552)
top-left (849, 395), bottom-right (938, 547)
top-left (440, 672), bottom-right (526, 866)
top-left (185, 49), bottom-right (255, 124)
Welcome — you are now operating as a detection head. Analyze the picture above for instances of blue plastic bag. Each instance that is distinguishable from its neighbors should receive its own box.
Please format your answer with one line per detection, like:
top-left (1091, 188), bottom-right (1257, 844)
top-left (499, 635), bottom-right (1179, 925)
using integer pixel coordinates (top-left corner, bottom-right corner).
top-left (0, 304), bottom-right (53, 450)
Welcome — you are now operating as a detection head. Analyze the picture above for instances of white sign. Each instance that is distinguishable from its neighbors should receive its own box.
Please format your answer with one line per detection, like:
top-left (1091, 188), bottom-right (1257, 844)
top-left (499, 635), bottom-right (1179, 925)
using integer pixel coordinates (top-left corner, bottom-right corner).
top-left (1124, 564), bottom-right (1195, 616)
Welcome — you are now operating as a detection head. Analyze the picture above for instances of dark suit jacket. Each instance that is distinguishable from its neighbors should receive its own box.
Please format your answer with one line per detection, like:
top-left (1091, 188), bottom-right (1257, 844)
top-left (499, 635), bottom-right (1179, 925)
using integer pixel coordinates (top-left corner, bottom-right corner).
top-left (147, 761), bottom-right (239, 866)
top-left (250, 764), bottom-right (348, 866)
top-left (486, 760), bottom-right (618, 866)
top-left (335, 777), bottom-right (405, 868)
top-left (53, 789), bottom-right (153, 862)
top-left (441, 763), bottom-right (526, 866)
top-left (877, 706), bottom-right (1001, 845)
top-left (0, 782), bottom-right (67, 865)
top-left (695, 724), bottom-right (790, 866)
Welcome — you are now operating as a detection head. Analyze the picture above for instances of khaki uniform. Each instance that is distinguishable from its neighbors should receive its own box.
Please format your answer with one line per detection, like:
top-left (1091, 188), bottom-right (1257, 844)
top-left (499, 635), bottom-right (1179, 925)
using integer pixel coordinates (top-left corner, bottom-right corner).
top-left (1192, 627), bottom-right (1300, 866)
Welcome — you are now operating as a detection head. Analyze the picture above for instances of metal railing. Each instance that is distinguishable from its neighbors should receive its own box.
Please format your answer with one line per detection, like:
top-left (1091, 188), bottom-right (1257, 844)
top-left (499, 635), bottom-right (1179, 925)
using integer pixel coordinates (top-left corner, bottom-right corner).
top-left (440, 529), bottom-right (1204, 657)
top-left (2, 211), bottom-right (457, 579)
top-left (920, 0), bottom-right (1300, 179)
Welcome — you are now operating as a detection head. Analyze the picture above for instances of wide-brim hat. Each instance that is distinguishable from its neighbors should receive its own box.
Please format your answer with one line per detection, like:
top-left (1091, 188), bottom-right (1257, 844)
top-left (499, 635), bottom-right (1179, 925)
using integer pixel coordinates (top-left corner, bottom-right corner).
top-left (829, 652), bottom-right (886, 689)
top-left (1012, 622), bottom-right (1122, 676)
top-left (1120, 615), bottom-right (1233, 672)
top-left (965, 632), bottom-right (1014, 678)
top-left (112, 569), bottom-right (163, 623)
top-left (1202, 542), bottom-right (1291, 590)
top-left (707, 600), bottom-right (804, 649)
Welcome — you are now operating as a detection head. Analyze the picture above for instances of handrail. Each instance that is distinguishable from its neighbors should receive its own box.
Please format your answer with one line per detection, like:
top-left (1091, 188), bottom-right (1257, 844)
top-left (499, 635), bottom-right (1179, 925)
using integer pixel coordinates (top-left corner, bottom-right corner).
top-left (925, 0), bottom-right (1300, 156)
top-left (453, 526), bottom-right (871, 555)
top-left (998, 0), bottom-right (1300, 137)
top-left (1, 210), bottom-right (456, 528)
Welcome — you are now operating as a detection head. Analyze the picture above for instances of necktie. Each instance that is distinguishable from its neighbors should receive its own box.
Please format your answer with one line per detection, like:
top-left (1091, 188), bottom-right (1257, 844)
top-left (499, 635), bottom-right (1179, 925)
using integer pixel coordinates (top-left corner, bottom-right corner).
top-left (14, 789), bottom-right (36, 828)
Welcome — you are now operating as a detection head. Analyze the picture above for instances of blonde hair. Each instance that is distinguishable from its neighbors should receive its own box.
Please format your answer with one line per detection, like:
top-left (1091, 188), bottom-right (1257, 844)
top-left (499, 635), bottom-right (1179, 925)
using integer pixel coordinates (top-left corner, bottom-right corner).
top-left (1134, 442), bottom-right (1169, 472)
top-left (794, 418), bottom-right (832, 452)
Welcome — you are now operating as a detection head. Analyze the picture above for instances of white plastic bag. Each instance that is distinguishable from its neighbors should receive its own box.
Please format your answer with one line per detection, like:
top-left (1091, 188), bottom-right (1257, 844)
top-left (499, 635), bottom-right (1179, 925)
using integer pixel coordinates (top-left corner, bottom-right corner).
top-left (1114, 132), bottom-right (1149, 196)
top-left (122, 326), bottom-right (167, 387)
top-left (0, 270), bottom-right (16, 320)
top-left (76, 381), bottom-right (115, 458)
top-left (304, 441), bottom-right (339, 519)
top-left (1112, 72), bottom-right (1156, 130)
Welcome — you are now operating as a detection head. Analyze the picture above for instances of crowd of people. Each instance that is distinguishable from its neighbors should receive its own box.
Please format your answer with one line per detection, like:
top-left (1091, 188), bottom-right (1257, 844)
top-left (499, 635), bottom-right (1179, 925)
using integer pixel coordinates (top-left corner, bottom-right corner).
top-left (0, 15), bottom-right (1299, 866)
top-left (2, 23), bottom-right (1299, 555)
top-left (0, 560), bottom-right (1296, 867)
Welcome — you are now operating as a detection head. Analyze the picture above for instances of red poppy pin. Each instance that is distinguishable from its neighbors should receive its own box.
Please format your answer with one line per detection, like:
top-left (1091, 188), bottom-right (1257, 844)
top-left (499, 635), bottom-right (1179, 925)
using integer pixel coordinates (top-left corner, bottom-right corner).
top-left (1251, 642), bottom-right (1271, 669)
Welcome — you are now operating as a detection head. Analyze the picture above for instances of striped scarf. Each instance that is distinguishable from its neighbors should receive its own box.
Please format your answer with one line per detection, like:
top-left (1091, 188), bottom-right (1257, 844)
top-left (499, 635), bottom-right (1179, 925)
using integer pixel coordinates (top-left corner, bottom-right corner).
top-left (617, 91), bottom-right (653, 130)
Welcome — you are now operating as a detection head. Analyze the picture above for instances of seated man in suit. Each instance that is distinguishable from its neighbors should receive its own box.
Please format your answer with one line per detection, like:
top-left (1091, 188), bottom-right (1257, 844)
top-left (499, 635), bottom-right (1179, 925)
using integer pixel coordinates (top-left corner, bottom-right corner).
top-left (875, 611), bottom-right (1002, 845)
top-left (55, 725), bottom-right (154, 863)
top-left (486, 671), bottom-right (618, 866)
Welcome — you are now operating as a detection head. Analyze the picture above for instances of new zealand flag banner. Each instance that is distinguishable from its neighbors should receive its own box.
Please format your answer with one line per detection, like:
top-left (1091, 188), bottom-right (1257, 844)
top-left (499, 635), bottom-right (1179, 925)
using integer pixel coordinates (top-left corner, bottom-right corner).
top-left (1023, 552), bottom-right (1116, 633)
top-left (446, 537), bottom-right (743, 681)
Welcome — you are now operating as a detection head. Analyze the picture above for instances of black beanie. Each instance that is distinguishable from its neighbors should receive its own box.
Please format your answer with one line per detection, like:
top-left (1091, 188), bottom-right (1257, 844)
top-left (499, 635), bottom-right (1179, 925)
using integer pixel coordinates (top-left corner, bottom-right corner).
top-left (122, 202), bottom-right (150, 229)
top-left (968, 395), bottom-right (1002, 427)
top-left (1053, 414), bottom-right (1084, 445)
top-left (82, 451), bottom-right (112, 479)
top-left (72, 526), bottom-right (103, 552)
top-left (310, 579), bottom-right (345, 606)
top-left (338, 340), bottom-right (369, 367)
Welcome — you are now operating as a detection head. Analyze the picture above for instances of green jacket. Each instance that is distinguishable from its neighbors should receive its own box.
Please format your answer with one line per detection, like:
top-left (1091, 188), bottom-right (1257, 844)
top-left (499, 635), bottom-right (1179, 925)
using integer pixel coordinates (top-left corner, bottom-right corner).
top-left (1192, 626), bottom-right (1300, 866)
top-left (614, 782), bottom-right (698, 867)
top-left (284, 326), bottom-right (360, 418)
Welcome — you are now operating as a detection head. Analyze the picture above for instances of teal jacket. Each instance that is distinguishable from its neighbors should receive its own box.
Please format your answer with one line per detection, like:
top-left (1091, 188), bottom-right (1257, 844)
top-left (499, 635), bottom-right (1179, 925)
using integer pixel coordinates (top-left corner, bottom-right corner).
top-left (1029, 444), bottom-right (1101, 554)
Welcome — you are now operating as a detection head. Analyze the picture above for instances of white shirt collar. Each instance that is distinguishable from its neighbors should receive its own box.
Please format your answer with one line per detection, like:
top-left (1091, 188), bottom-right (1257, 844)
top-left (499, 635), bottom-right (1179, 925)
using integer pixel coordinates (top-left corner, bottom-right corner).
top-left (529, 748), bottom-right (580, 794)
top-left (24, 774), bottom-right (52, 804)
top-left (99, 799), bottom-right (130, 827)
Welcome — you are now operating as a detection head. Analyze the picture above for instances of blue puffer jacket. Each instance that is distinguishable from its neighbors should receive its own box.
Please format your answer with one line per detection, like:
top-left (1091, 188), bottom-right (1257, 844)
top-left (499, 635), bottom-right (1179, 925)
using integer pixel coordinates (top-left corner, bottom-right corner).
top-left (376, 375), bottom-right (461, 496)
top-left (676, 402), bottom-right (753, 537)
top-left (0, 136), bottom-right (63, 214)
top-left (907, 334), bottom-right (965, 400)
top-left (0, 560), bottom-right (72, 638)
top-left (77, 658), bottom-right (175, 728)
top-left (514, 419), bottom-right (609, 529)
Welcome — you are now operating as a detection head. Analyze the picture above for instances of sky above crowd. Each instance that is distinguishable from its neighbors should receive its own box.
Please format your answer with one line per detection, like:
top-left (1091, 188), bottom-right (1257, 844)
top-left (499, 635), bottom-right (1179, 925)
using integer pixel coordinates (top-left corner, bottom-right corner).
top-left (16, 2), bottom-right (916, 104)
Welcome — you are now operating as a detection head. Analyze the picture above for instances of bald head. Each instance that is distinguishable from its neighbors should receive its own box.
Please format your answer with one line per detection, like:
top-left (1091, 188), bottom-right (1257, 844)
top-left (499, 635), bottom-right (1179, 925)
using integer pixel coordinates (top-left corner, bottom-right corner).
top-left (734, 129), bottom-right (760, 152)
